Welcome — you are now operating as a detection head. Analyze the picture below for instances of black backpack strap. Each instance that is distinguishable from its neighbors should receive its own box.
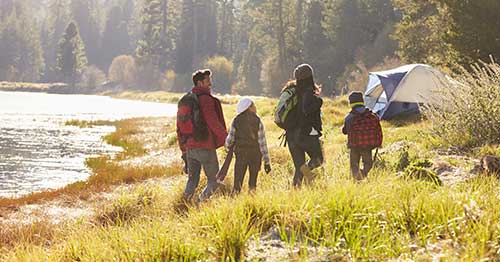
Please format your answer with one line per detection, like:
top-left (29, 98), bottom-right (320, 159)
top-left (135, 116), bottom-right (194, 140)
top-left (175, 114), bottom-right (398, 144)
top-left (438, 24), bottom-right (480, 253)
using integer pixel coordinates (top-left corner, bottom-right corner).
top-left (278, 131), bottom-right (287, 147)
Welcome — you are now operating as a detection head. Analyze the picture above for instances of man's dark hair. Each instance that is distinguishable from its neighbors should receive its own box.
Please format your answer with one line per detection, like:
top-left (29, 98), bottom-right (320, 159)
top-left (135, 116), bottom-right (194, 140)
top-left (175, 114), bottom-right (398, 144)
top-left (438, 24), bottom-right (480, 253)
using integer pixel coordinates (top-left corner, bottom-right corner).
top-left (192, 69), bottom-right (211, 86)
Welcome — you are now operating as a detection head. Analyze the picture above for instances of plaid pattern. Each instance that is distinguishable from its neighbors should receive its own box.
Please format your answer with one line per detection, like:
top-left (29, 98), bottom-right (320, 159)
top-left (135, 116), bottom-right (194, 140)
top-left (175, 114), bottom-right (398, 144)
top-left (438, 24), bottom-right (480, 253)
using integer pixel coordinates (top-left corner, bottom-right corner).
top-left (347, 109), bottom-right (382, 148)
top-left (225, 118), bottom-right (270, 165)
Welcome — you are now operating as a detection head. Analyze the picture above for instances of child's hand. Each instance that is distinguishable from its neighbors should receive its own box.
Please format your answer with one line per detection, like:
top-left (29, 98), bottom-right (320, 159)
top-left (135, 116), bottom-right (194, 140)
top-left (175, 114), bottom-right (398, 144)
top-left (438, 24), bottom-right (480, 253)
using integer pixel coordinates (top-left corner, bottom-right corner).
top-left (264, 164), bottom-right (271, 174)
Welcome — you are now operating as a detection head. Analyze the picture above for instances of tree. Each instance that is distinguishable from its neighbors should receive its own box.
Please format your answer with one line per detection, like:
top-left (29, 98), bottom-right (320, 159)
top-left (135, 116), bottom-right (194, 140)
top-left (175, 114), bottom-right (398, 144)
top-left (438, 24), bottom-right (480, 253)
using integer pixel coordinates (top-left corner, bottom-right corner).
top-left (204, 56), bottom-right (234, 94)
top-left (0, 3), bottom-right (45, 82)
top-left (80, 65), bottom-right (106, 89)
top-left (100, 6), bottom-right (131, 71)
top-left (70, 0), bottom-right (101, 66)
top-left (56, 21), bottom-right (88, 86)
top-left (392, 0), bottom-right (459, 68)
top-left (441, 0), bottom-right (500, 64)
top-left (136, 0), bottom-right (173, 71)
top-left (108, 55), bottom-right (137, 88)
top-left (42, 0), bottom-right (70, 81)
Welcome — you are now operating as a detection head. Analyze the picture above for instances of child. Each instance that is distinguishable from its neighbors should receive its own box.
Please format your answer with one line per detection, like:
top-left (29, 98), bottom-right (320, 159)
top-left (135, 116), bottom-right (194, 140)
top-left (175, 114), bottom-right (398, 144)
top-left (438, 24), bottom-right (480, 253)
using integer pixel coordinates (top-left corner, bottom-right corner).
top-left (225, 98), bottom-right (271, 194)
top-left (342, 91), bottom-right (383, 180)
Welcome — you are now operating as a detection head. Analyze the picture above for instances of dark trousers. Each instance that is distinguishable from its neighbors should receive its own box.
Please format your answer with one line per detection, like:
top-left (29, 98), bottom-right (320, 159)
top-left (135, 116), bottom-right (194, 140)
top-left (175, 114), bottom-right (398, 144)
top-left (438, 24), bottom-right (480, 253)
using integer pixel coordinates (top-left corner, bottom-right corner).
top-left (287, 129), bottom-right (324, 186)
top-left (233, 152), bottom-right (262, 194)
top-left (350, 147), bottom-right (373, 180)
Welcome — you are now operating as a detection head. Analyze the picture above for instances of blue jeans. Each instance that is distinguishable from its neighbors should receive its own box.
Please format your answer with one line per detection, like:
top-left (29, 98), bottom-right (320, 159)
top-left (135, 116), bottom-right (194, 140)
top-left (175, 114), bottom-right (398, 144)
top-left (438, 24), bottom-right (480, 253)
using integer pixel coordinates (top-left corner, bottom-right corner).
top-left (184, 148), bottom-right (220, 201)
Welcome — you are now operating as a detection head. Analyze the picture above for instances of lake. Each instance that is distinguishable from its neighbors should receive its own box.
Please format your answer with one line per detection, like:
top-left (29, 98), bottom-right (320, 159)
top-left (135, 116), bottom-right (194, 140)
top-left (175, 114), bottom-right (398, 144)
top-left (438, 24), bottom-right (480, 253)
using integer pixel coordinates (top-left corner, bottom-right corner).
top-left (0, 91), bottom-right (176, 197)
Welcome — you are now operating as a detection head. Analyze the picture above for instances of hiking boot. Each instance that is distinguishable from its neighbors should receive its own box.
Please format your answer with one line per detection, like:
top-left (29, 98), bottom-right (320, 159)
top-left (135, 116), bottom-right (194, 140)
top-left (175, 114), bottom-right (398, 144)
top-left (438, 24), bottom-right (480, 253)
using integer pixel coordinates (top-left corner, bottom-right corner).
top-left (300, 164), bottom-right (313, 185)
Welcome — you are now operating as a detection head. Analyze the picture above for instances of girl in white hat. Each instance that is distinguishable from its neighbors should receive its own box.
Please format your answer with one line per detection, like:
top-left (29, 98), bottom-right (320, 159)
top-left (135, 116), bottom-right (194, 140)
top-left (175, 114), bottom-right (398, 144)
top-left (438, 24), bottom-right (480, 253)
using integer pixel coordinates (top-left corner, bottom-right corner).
top-left (225, 98), bottom-right (271, 194)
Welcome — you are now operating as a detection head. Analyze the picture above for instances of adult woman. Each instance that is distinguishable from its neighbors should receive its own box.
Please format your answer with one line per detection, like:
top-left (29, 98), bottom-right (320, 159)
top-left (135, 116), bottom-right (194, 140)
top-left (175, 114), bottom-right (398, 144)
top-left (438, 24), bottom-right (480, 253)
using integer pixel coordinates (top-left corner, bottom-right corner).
top-left (283, 64), bottom-right (324, 187)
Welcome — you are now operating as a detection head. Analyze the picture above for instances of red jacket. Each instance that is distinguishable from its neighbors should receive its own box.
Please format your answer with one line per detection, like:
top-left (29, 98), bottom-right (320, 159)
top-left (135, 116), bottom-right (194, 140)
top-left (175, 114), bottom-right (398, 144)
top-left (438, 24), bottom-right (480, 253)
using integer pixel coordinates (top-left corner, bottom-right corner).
top-left (178, 86), bottom-right (227, 152)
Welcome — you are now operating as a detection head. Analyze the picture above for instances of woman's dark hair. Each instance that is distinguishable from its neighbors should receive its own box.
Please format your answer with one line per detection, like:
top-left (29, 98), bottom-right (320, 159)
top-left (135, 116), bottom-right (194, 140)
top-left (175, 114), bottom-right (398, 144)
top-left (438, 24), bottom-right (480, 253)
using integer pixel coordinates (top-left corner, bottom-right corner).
top-left (282, 76), bottom-right (321, 95)
top-left (192, 69), bottom-right (211, 85)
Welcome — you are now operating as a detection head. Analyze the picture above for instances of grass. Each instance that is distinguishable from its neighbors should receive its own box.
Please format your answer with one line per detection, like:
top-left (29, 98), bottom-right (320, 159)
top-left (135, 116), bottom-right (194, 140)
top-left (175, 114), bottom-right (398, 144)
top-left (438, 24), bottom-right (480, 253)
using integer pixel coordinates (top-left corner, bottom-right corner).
top-left (0, 118), bottom-right (179, 209)
top-left (0, 81), bottom-right (67, 91)
top-left (2, 91), bottom-right (500, 261)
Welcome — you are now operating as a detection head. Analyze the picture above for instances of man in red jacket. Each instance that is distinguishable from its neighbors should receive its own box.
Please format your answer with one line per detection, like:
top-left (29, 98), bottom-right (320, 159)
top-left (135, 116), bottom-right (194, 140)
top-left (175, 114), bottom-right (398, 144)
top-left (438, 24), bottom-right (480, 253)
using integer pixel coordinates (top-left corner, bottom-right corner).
top-left (178, 69), bottom-right (227, 202)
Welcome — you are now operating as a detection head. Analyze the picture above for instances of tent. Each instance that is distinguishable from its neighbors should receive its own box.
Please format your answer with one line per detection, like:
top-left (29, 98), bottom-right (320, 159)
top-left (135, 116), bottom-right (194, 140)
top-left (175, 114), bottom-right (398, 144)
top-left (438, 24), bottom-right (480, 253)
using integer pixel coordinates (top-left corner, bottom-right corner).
top-left (364, 64), bottom-right (449, 120)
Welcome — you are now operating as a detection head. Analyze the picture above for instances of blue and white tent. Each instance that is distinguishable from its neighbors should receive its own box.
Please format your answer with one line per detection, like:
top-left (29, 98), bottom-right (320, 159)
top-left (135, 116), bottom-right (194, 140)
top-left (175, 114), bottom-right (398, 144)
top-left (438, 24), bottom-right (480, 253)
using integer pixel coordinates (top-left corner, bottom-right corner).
top-left (364, 64), bottom-right (448, 120)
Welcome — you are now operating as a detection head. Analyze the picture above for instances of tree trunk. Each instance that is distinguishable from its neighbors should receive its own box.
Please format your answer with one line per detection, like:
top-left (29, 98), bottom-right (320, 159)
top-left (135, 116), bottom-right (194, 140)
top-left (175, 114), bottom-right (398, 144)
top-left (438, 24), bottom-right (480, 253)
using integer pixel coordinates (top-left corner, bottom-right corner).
top-left (276, 0), bottom-right (287, 76)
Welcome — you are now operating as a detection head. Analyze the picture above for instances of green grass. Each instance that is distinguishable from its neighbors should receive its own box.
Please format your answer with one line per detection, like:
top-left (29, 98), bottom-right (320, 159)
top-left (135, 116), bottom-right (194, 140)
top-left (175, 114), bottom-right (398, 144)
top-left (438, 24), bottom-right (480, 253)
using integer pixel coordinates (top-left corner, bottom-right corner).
top-left (2, 92), bottom-right (500, 261)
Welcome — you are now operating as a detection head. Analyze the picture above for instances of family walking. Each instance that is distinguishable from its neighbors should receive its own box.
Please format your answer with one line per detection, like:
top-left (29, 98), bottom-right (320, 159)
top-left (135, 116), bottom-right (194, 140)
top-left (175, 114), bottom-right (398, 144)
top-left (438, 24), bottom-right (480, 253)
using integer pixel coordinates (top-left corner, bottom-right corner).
top-left (176, 64), bottom-right (383, 203)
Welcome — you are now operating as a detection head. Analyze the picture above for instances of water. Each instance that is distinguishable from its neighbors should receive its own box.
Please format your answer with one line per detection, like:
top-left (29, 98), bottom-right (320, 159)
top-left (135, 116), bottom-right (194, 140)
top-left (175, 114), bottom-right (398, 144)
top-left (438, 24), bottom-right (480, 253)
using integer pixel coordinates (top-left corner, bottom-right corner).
top-left (0, 91), bottom-right (176, 197)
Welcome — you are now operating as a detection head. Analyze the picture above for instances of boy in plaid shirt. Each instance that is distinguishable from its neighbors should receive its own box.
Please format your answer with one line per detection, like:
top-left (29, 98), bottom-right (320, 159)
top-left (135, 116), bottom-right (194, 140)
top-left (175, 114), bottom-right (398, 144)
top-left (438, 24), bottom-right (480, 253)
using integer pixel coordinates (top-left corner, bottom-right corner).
top-left (225, 98), bottom-right (271, 194)
top-left (342, 91), bottom-right (382, 180)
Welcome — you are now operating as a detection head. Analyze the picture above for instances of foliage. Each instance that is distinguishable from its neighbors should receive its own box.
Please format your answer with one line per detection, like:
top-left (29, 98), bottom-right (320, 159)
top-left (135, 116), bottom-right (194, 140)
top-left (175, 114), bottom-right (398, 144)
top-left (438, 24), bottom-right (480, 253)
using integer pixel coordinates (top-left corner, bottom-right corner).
top-left (392, 0), bottom-right (460, 69)
top-left (403, 159), bottom-right (442, 186)
top-left (423, 61), bottom-right (500, 148)
top-left (56, 21), bottom-right (88, 86)
top-left (79, 65), bottom-right (106, 89)
top-left (108, 55), bottom-right (137, 88)
top-left (100, 5), bottom-right (131, 70)
top-left (161, 69), bottom-right (177, 91)
top-left (204, 56), bottom-right (234, 94)
top-left (0, 3), bottom-right (44, 82)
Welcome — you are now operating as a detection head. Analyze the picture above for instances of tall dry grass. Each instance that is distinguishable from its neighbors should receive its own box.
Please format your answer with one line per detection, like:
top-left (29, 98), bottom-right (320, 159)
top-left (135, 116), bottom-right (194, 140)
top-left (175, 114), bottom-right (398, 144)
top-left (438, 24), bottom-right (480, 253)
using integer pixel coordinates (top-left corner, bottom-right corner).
top-left (423, 60), bottom-right (500, 148)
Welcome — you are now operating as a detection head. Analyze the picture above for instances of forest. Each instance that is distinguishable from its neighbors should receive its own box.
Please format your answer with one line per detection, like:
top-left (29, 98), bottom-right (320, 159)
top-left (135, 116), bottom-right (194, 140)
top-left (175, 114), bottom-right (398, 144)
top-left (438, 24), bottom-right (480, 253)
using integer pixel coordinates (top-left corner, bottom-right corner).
top-left (0, 0), bottom-right (499, 96)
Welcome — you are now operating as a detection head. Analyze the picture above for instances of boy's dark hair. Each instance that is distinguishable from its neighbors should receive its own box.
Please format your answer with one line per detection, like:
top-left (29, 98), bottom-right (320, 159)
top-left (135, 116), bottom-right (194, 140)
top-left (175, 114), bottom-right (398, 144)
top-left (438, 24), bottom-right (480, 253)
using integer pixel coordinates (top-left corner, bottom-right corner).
top-left (192, 69), bottom-right (211, 86)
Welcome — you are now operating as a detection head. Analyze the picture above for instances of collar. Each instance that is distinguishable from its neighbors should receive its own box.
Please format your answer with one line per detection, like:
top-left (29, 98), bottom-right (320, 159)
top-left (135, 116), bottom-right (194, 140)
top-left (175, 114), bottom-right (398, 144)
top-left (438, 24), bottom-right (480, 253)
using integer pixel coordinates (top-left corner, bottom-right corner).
top-left (192, 86), bottom-right (211, 95)
top-left (350, 102), bottom-right (365, 108)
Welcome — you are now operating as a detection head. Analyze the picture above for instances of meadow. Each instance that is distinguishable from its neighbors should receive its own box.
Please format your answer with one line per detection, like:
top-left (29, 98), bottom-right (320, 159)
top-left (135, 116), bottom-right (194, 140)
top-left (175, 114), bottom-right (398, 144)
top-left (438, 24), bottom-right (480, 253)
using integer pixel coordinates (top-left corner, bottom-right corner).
top-left (1, 90), bottom-right (500, 261)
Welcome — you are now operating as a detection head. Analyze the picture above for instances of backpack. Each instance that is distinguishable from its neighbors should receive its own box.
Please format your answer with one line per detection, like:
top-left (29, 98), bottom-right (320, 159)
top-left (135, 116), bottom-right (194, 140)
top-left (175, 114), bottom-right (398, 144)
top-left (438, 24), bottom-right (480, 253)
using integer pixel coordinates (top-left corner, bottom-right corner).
top-left (274, 86), bottom-right (299, 130)
top-left (177, 92), bottom-right (209, 145)
top-left (348, 109), bottom-right (383, 149)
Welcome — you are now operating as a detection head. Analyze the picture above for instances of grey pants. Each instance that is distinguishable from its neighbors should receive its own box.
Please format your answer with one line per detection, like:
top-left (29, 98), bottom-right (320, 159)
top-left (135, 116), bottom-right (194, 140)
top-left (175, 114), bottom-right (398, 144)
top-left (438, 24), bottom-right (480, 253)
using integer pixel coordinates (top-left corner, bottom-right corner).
top-left (350, 147), bottom-right (373, 180)
top-left (184, 148), bottom-right (219, 201)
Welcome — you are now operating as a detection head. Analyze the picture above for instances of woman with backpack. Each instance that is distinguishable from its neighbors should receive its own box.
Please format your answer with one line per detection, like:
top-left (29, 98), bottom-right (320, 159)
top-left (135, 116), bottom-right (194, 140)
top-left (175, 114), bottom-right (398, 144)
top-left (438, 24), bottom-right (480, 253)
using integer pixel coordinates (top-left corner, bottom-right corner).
top-left (278, 64), bottom-right (324, 187)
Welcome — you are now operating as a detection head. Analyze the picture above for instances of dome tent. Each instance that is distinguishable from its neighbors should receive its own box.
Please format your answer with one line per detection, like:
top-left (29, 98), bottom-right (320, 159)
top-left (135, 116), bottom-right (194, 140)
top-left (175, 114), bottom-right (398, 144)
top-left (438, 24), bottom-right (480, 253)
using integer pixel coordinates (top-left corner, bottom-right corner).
top-left (364, 64), bottom-right (449, 120)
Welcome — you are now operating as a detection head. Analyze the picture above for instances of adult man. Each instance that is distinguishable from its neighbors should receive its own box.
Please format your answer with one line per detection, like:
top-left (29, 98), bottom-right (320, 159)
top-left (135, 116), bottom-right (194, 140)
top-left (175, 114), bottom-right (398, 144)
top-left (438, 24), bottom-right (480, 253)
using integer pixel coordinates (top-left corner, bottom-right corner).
top-left (177, 69), bottom-right (227, 202)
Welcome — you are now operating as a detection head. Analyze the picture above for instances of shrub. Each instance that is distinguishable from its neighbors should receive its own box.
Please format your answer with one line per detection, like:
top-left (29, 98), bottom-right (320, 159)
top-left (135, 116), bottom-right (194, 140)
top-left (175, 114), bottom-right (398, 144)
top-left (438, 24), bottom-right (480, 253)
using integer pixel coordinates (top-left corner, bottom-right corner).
top-left (80, 65), bottom-right (106, 89)
top-left (108, 55), bottom-right (137, 88)
top-left (423, 60), bottom-right (500, 148)
top-left (204, 56), bottom-right (234, 94)
top-left (161, 70), bottom-right (177, 91)
top-left (403, 159), bottom-right (442, 186)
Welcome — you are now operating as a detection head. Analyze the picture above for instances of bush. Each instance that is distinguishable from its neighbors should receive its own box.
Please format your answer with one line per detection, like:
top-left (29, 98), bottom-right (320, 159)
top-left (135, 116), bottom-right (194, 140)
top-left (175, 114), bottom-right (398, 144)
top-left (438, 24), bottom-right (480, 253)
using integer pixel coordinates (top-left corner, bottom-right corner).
top-left (80, 65), bottom-right (106, 89)
top-left (161, 70), bottom-right (176, 91)
top-left (204, 56), bottom-right (234, 94)
top-left (423, 60), bottom-right (500, 148)
top-left (108, 55), bottom-right (137, 88)
top-left (403, 159), bottom-right (442, 186)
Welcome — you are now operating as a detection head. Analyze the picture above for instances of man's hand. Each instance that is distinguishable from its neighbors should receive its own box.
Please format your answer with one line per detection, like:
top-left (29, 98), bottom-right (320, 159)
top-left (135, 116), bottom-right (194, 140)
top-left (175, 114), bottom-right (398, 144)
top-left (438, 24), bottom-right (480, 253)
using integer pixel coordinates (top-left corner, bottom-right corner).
top-left (264, 164), bottom-right (271, 174)
top-left (181, 153), bottom-right (188, 174)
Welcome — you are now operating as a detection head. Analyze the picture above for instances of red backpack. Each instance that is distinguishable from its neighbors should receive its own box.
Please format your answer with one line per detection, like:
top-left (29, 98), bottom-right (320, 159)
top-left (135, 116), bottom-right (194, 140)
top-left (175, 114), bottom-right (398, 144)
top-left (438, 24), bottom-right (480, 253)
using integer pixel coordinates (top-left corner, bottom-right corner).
top-left (348, 109), bottom-right (382, 148)
top-left (176, 92), bottom-right (208, 145)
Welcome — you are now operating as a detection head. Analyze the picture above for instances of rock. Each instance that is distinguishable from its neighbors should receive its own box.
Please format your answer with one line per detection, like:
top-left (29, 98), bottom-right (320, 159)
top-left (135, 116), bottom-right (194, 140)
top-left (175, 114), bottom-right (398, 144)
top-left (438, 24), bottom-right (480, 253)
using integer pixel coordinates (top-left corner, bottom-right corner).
top-left (480, 155), bottom-right (500, 176)
top-left (432, 161), bottom-right (454, 175)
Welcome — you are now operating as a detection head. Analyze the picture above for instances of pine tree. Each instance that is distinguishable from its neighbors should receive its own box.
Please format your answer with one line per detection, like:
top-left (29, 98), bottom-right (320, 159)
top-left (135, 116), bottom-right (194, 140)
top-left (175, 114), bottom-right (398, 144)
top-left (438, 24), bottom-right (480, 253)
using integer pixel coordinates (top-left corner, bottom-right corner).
top-left (175, 0), bottom-right (195, 74)
top-left (0, 3), bottom-right (45, 82)
top-left (42, 0), bottom-right (70, 82)
top-left (56, 21), bottom-right (88, 86)
top-left (101, 6), bottom-right (131, 71)
top-left (136, 0), bottom-right (173, 71)
top-left (70, 0), bottom-right (101, 66)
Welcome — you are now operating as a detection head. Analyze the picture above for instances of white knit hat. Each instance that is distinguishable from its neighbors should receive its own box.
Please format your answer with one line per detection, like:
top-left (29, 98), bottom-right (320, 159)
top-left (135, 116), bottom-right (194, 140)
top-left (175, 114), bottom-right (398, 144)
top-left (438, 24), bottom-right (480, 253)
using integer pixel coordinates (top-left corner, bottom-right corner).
top-left (236, 98), bottom-right (254, 115)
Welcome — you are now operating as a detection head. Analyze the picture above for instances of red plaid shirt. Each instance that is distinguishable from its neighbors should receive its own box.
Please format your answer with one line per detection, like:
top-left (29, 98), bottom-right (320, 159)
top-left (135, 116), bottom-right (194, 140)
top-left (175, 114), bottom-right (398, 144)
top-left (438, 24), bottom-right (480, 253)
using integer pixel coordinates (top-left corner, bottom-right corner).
top-left (346, 109), bottom-right (382, 149)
